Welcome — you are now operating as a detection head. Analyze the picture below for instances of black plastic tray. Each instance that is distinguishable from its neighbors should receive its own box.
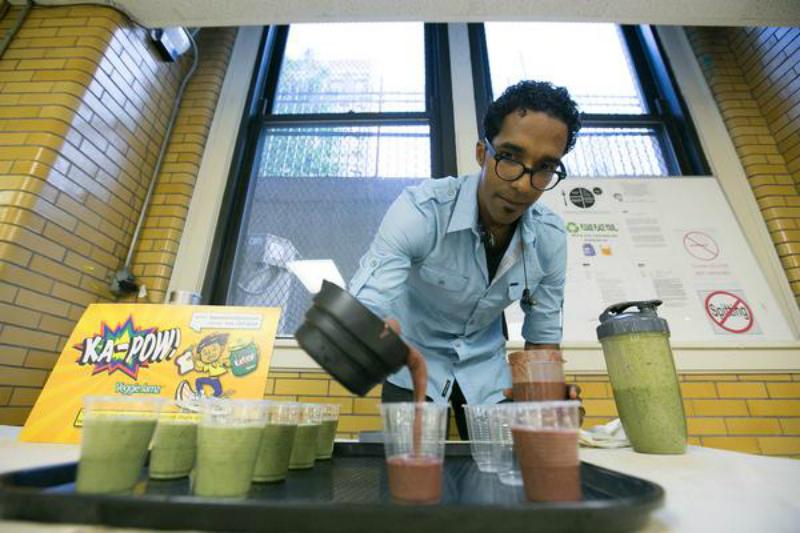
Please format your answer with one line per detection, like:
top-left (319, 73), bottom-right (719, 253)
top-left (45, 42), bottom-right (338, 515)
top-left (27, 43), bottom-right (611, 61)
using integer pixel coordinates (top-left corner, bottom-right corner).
top-left (0, 442), bottom-right (663, 532)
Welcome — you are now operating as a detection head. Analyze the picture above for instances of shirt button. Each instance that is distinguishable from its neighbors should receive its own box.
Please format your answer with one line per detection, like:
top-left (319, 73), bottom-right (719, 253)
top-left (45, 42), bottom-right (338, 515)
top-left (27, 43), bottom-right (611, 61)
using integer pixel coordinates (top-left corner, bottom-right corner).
top-left (370, 259), bottom-right (378, 267)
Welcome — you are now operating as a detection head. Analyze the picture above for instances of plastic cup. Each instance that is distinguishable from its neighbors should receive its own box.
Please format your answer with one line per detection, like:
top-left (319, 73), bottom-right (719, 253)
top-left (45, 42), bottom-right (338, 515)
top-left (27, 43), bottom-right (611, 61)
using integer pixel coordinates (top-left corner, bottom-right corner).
top-left (76, 396), bottom-right (163, 494)
top-left (315, 403), bottom-right (340, 460)
top-left (487, 403), bottom-right (523, 486)
top-left (253, 401), bottom-right (300, 483)
top-left (508, 350), bottom-right (565, 401)
top-left (463, 404), bottom-right (500, 473)
top-left (149, 399), bottom-right (200, 480)
top-left (289, 403), bottom-right (323, 470)
top-left (512, 400), bottom-right (581, 502)
top-left (380, 402), bottom-right (448, 504)
top-left (193, 399), bottom-right (266, 498)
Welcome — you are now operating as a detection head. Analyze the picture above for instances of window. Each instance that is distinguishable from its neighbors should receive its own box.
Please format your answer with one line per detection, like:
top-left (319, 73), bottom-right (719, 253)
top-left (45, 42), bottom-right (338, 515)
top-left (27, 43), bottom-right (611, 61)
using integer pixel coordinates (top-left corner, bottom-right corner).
top-left (473, 22), bottom-right (708, 177)
top-left (211, 23), bottom-right (455, 336)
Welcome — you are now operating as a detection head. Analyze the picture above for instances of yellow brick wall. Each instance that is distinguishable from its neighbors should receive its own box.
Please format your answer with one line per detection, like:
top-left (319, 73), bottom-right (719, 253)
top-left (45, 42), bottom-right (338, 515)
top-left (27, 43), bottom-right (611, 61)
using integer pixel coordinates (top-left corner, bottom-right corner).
top-left (266, 371), bottom-right (800, 458)
top-left (0, 5), bottom-right (235, 425)
top-left (687, 27), bottom-right (800, 304)
top-left (129, 29), bottom-right (236, 303)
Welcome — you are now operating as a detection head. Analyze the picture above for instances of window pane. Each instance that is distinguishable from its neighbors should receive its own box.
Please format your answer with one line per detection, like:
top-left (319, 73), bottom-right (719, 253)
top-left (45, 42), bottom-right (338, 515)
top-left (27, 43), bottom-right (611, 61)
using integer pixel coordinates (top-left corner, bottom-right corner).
top-left (485, 23), bottom-right (647, 114)
top-left (564, 128), bottom-right (670, 176)
top-left (257, 125), bottom-right (431, 178)
top-left (227, 177), bottom-right (424, 335)
top-left (273, 23), bottom-right (426, 114)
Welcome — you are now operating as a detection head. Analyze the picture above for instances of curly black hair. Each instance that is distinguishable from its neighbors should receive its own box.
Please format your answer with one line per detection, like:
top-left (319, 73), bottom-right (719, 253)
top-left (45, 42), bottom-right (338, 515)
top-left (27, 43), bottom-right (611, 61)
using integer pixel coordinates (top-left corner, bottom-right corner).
top-left (482, 80), bottom-right (582, 154)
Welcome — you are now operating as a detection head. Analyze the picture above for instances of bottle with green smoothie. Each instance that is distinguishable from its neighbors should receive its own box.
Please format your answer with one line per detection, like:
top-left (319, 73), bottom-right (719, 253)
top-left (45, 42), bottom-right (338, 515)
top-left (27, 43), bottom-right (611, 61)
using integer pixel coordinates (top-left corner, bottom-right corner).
top-left (252, 401), bottom-right (300, 483)
top-left (149, 400), bottom-right (199, 480)
top-left (289, 403), bottom-right (323, 470)
top-left (596, 300), bottom-right (687, 454)
top-left (315, 403), bottom-right (340, 460)
top-left (193, 399), bottom-right (267, 498)
top-left (76, 396), bottom-right (162, 494)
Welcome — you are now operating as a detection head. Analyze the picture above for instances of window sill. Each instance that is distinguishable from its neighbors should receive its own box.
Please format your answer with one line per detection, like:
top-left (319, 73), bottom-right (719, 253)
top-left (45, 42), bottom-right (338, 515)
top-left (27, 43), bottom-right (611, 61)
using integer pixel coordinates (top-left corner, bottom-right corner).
top-left (270, 338), bottom-right (800, 373)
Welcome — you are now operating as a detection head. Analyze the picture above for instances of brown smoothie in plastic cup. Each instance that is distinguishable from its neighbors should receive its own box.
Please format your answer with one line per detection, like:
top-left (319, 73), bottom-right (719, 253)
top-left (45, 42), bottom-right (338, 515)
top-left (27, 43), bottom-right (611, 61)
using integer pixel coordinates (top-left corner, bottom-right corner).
top-left (512, 427), bottom-right (581, 502)
top-left (384, 342), bottom-right (444, 504)
top-left (509, 350), bottom-right (566, 401)
top-left (386, 455), bottom-right (443, 504)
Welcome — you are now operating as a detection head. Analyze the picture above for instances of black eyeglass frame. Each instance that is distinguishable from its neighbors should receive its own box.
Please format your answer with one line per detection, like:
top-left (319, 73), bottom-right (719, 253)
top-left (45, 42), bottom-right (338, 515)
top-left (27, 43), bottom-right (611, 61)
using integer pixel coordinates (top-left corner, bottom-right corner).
top-left (483, 137), bottom-right (567, 191)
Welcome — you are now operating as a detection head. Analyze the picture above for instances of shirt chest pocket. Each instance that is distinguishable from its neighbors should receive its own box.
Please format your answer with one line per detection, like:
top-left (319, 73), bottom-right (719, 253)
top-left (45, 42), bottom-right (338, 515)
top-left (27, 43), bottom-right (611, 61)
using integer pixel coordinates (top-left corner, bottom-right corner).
top-left (418, 263), bottom-right (469, 292)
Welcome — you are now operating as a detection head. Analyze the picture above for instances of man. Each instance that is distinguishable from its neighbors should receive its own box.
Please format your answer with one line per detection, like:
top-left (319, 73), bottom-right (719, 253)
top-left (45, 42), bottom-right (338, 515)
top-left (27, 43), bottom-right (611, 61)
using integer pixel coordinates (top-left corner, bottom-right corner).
top-left (349, 80), bottom-right (582, 438)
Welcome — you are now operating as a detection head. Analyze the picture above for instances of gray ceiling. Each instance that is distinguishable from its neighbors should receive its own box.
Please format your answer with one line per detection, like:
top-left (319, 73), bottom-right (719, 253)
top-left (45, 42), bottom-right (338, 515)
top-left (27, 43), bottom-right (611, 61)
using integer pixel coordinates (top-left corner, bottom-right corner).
top-left (23, 0), bottom-right (800, 27)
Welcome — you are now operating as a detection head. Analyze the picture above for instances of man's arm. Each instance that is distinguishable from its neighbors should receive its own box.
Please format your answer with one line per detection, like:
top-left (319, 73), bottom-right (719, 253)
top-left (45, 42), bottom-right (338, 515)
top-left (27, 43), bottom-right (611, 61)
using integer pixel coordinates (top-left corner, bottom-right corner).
top-left (517, 232), bottom-right (583, 409)
top-left (520, 233), bottom-right (567, 345)
top-left (348, 189), bottom-right (434, 320)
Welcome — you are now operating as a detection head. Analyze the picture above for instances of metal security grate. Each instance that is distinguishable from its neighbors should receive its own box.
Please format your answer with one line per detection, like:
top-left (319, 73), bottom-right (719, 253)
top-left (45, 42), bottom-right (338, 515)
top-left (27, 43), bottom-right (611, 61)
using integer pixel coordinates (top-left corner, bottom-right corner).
top-left (257, 126), bottom-right (431, 179)
top-left (564, 128), bottom-right (670, 176)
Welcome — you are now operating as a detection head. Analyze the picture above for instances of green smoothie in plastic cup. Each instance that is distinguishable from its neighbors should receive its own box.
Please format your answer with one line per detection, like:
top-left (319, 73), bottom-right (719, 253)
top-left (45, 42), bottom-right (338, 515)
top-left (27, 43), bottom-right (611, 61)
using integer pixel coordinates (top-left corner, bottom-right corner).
top-left (253, 401), bottom-right (300, 483)
top-left (315, 403), bottom-right (340, 460)
top-left (76, 396), bottom-right (162, 494)
top-left (149, 400), bottom-right (199, 480)
top-left (193, 399), bottom-right (266, 498)
top-left (289, 403), bottom-right (322, 470)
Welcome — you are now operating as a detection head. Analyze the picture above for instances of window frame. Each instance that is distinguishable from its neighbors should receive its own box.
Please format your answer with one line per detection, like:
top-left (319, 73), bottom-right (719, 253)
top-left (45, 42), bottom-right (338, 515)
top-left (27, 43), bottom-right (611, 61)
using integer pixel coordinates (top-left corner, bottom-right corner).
top-left (468, 23), bottom-right (710, 177)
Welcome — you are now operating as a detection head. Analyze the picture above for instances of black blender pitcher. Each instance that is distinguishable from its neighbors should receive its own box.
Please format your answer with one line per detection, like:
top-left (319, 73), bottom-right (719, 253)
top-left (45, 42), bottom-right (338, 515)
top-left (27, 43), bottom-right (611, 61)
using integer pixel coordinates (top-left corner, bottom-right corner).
top-left (294, 281), bottom-right (409, 396)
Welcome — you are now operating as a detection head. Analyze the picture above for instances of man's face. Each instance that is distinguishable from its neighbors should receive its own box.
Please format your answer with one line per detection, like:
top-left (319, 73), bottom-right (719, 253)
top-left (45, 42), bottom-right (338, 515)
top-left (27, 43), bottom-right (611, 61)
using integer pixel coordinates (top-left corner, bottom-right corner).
top-left (199, 343), bottom-right (222, 364)
top-left (476, 110), bottom-right (568, 228)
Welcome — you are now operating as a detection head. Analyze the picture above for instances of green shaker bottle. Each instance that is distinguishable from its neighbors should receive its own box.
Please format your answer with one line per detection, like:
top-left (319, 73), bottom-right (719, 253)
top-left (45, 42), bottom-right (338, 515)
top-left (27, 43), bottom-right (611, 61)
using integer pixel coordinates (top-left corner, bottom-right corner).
top-left (596, 300), bottom-right (687, 454)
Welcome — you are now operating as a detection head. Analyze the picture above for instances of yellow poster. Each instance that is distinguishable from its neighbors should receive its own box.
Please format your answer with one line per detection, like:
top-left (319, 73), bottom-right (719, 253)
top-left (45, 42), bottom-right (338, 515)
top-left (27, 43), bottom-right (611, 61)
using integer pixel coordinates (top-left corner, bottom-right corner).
top-left (20, 303), bottom-right (280, 444)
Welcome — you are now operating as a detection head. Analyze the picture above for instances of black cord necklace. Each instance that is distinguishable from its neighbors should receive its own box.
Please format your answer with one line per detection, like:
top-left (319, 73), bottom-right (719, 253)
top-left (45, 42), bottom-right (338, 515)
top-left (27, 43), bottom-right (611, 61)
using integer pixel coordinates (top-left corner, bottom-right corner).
top-left (520, 240), bottom-right (533, 306)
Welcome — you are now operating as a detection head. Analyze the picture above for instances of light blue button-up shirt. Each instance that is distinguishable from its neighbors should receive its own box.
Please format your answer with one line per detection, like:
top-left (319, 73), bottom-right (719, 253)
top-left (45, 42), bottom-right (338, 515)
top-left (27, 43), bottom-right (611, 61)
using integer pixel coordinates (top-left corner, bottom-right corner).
top-left (349, 173), bottom-right (567, 405)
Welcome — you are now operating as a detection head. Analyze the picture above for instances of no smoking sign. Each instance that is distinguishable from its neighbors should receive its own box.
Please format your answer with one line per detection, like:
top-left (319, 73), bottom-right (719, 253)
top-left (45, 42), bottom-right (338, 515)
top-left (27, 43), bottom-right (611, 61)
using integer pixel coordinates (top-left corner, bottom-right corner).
top-left (701, 290), bottom-right (760, 335)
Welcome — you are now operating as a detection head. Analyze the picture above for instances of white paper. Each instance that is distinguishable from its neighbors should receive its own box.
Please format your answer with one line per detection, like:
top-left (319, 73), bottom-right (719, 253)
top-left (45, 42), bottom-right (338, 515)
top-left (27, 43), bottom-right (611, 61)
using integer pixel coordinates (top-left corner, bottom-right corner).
top-left (286, 259), bottom-right (346, 294)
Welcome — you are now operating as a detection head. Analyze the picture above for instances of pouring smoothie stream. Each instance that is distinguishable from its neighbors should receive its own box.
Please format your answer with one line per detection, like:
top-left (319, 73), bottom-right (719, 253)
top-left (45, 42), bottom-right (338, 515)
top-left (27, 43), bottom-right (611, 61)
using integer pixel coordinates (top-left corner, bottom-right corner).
top-left (381, 322), bottom-right (446, 504)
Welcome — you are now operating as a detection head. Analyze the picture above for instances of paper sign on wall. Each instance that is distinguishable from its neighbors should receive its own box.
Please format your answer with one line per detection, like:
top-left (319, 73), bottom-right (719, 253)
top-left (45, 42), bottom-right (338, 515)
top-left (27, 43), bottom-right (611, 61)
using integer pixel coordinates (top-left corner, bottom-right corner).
top-left (504, 177), bottom-right (795, 343)
top-left (19, 303), bottom-right (280, 444)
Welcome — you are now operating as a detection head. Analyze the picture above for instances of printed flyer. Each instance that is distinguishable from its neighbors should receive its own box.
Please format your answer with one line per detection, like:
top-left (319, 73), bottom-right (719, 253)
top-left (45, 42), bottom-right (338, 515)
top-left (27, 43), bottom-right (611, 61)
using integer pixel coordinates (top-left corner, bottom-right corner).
top-left (19, 304), bottom-right (280, 443)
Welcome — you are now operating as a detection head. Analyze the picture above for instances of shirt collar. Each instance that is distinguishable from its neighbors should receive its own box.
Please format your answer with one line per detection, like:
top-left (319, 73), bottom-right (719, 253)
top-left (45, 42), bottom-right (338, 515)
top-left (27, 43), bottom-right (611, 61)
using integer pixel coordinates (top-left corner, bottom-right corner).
top-left (447, 172), bottom-right (542, 245)
top-left (446, 173), bottom-right (480, 235)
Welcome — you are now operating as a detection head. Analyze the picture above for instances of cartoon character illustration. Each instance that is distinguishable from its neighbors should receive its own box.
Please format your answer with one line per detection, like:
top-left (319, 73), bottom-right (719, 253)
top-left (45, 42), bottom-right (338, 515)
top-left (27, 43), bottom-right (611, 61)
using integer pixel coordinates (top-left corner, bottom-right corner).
top-left (175, 333), bottom-right (231, 400)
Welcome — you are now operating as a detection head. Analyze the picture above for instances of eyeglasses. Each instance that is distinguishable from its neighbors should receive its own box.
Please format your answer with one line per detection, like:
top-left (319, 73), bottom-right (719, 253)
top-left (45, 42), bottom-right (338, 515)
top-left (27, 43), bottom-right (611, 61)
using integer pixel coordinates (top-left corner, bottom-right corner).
top-left (483, 138), bottom-right (567, 191)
